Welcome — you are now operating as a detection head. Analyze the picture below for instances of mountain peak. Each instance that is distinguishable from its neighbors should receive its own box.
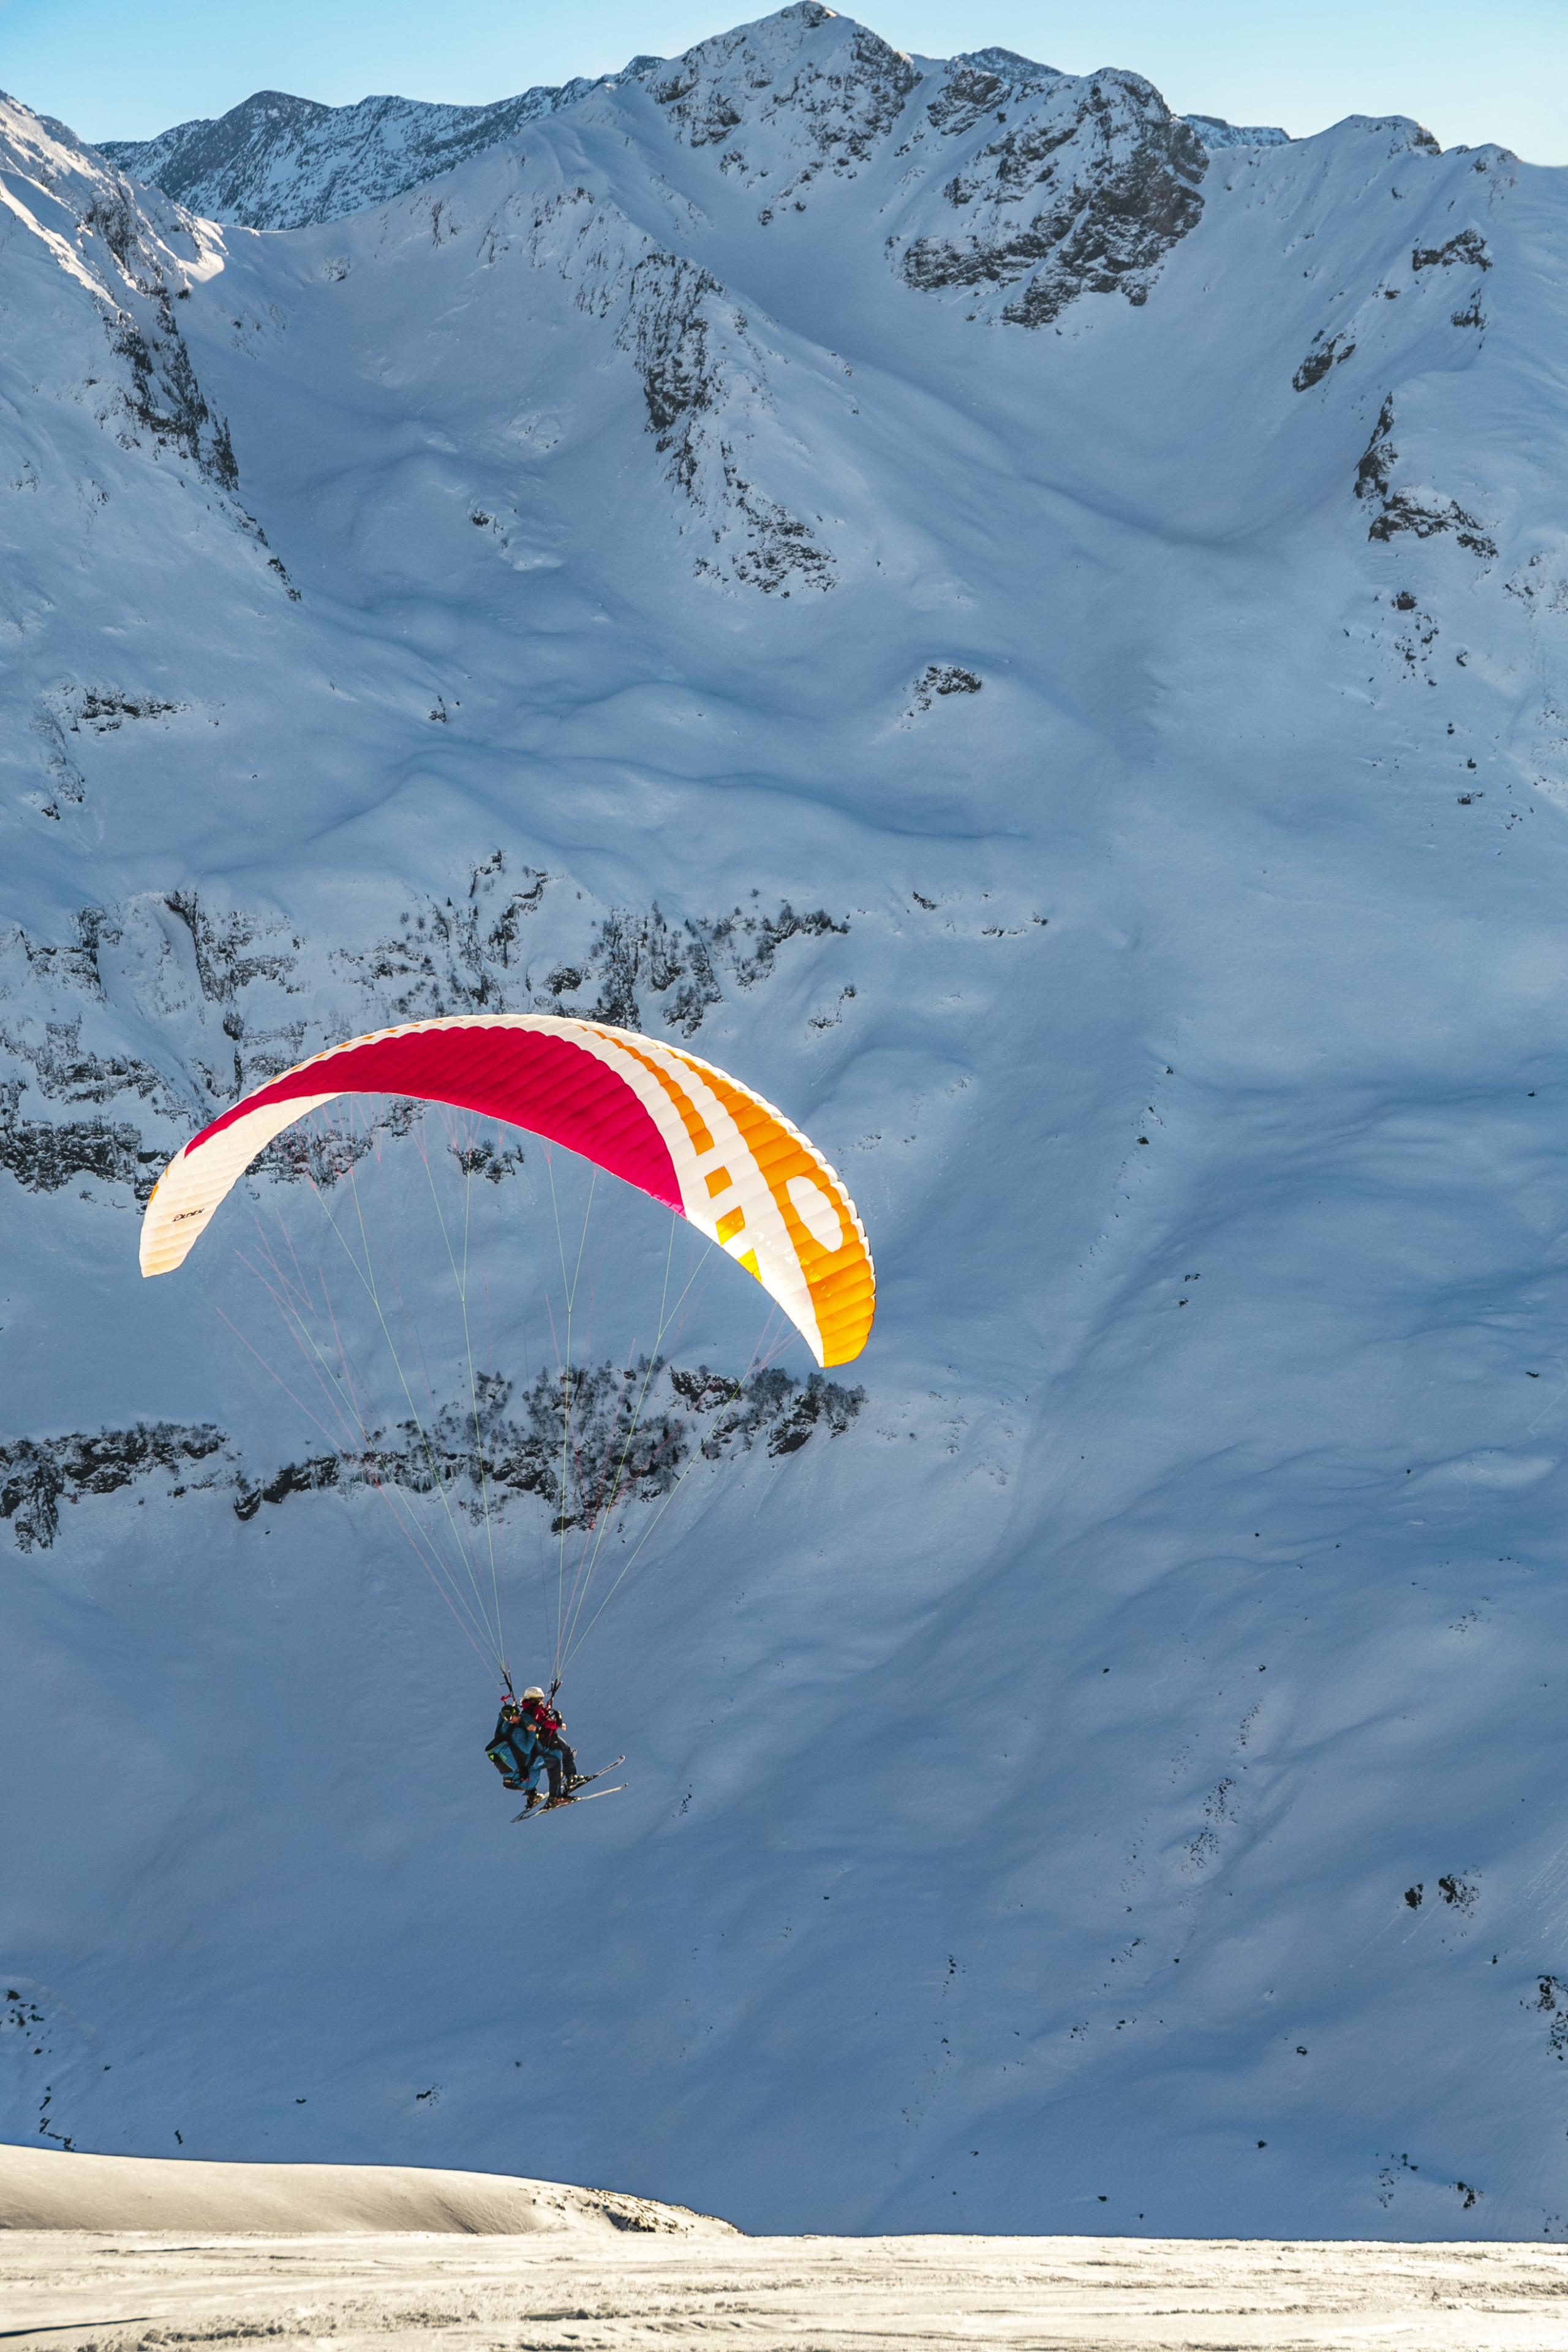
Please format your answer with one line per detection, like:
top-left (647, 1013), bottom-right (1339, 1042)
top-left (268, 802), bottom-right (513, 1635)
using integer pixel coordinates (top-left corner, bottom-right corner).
top-left (637, 4), bottom-right (916, 169)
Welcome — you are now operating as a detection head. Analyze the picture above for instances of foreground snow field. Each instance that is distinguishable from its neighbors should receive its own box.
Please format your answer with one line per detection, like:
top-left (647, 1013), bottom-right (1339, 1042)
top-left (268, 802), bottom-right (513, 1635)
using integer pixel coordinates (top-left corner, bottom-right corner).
top-left (6, 0), bottom-right (1568, 2239)
top-left (4, 2150), bottom-right (1568, 2352)
top-left (0, 2143), bottom-right (730, 2234)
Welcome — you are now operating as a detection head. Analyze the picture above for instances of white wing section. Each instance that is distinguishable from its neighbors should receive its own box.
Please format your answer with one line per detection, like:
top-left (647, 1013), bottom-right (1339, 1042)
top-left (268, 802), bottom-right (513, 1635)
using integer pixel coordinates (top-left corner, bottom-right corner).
top-left (139, 1093), bottom-right (341, 1276)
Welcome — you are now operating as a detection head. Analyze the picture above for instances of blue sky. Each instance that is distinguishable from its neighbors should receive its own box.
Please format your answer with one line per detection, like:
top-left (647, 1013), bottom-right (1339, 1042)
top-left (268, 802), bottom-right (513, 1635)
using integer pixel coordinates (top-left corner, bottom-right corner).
top-left (2, 0), bottom-right (1563, 162)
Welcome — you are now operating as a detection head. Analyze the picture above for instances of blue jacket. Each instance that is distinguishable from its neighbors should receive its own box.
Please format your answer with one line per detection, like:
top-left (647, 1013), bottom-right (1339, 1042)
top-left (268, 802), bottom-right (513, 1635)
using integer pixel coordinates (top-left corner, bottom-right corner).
top-left (488, 1711), bottom-right (539, 1771)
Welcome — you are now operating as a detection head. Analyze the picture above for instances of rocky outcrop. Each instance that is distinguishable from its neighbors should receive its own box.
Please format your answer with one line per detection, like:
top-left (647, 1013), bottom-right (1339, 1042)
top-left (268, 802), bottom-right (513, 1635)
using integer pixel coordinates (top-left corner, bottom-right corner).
top-left (0, 1363), bottom-right (863, 1553)
top-left (899, 68), bottom-right (1207, 326)
top-left (103, 7), bottom-right (926, 235)
top-left (1412, 229), bottom-right (1491, 271)
top-left (100, 11), bottom-right (1290, 261)
top-left (1294, 329), bottom-right (1357, 391)
top-left (0, 1422), bottom-right (226, 1551)
top-left (924, 50), bottom-right (1063, 137)
top-left (1354, 395), bottom-right (1498, 557)
top-left (611, 246), bottom-right (835, 591)
top-left (233, 1358), bottom-right (864, 1538)
top-left (519, 180), bottom-right (836, 592)
top-left (342, 858), bottom-right (848, 1033)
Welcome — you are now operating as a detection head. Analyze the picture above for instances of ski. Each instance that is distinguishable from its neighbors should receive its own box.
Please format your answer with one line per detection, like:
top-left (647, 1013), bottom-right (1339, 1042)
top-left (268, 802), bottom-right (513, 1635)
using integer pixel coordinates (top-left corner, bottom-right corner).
top-left (511, 1757), bottom-right (625, 1822)
top-left (514, 1784), bottom-right (629, 1822)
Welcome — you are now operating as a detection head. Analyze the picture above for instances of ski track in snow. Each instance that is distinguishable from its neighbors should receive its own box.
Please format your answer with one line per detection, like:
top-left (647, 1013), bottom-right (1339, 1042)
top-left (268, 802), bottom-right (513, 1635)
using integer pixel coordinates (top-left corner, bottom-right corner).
top-left (1, 0), bottom-right (1567, 2242)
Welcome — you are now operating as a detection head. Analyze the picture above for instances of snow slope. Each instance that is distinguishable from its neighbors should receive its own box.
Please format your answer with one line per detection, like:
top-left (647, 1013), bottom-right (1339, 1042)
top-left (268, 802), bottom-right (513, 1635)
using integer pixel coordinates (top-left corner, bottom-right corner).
top-left (0, 2141), bottom-right (727, 2233)
top-left (4, 0), bottom-right (1568, 2242)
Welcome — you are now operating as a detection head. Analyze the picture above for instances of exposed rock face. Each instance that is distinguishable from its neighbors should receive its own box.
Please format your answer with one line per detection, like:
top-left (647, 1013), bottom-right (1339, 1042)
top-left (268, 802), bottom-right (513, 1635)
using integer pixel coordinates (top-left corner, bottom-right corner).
top-left (99, 13), bottom-right (1289, 246)
top-left (1353, 394), bottom-right (1498, 557)
top-left (902, 665), bottom-right (983, 723)
top-left (1294, 330), bottom-right (1357, 391)
top-left (1412, 230), bottom-right (1491, 270)
top-left (923, 49), bottom-right (1065, 137)
top-left (900, 68), bottom-right (1208, 326)
top-left (99, 81), bottom-right (603, 232)
top-left (0, 1360), bottom-right (861, 1553)
top-left (0, 1357), bottom-right (861, 1559)
top-left (100, 4), bottom-right (932, 238)
top-left (518, 176), bottom-right (840, 591)
top-left (0, 1422), bottom-right (226, 1551)
top-left (228, 1359), bottom-right (863, 1539)
top-left (612, 249), bottom-right (837, 593)
top-left (645, 1), bottom-right (916, 202)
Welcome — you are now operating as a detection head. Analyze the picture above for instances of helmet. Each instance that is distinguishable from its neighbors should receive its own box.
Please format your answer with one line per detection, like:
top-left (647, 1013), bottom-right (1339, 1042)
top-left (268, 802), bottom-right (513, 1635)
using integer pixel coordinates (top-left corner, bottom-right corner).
top-left (500, 1697), bottom-right (522, 1716)
top-left (521, 1687), bottom-right (546, 1703)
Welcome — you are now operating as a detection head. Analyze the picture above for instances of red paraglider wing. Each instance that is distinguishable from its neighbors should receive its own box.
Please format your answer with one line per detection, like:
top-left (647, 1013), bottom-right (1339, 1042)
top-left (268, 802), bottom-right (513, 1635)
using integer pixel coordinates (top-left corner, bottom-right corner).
top-left (197, 1023), bottom-right (683, 1210)
top-left (139, 1014), bottom-right (875, 1368)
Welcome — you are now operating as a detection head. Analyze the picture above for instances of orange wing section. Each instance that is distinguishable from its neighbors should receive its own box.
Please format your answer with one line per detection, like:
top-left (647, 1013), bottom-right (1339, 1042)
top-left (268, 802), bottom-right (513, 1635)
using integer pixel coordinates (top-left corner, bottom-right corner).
top-left (664, 1049), bottom-right (876, 1370)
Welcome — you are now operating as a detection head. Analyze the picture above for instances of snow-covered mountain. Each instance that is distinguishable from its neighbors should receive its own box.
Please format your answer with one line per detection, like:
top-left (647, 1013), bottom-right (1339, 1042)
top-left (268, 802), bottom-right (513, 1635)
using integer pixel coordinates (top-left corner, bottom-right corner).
top-left (99, 29), bottom-right (1287, 235)
top-left (4, 0), bottom-right (1567, 2244)
top-left (97, 78), bottom-right (617, 233)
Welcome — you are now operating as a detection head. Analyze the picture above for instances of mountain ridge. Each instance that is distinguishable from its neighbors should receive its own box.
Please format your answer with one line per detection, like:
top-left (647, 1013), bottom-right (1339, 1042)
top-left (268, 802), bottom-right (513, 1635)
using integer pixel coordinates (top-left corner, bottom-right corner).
top-left (97, 4), bottom-right (1290, 234)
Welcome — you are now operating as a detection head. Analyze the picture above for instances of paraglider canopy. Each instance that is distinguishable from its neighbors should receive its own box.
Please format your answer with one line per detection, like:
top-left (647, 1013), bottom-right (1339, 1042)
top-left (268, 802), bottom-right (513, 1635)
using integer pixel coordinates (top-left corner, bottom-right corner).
top-left (139, 1014), bottom-right (875, 1367)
